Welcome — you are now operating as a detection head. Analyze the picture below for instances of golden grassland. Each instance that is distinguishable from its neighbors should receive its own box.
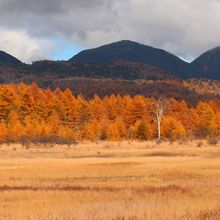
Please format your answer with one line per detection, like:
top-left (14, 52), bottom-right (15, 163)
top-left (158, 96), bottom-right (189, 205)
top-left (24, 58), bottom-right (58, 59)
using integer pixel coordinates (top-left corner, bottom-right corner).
top-left (1, 140), bottom-right (220, 220)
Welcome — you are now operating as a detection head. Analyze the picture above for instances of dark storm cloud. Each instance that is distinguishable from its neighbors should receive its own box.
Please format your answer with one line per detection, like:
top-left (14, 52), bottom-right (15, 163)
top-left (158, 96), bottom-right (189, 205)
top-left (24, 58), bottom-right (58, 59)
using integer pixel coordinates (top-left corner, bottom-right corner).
top-left (0, 0), bottom-right (220, 63)
top-left (0, 0), bottom-right (118, 39)
top-left (0, 0), bottom-right (107, 14)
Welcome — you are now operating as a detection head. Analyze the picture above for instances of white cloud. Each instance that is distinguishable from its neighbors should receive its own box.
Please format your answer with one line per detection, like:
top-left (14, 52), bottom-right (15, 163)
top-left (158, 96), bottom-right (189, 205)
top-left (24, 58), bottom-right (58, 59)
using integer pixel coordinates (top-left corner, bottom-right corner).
top-left (0, 29), bottom-right (55, 63)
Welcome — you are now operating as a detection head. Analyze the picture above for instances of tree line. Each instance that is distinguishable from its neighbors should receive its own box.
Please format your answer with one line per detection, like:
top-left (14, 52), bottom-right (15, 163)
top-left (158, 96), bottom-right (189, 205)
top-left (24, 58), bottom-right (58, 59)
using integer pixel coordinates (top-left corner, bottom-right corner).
top-left (0, 83), bottom-right (219, 142)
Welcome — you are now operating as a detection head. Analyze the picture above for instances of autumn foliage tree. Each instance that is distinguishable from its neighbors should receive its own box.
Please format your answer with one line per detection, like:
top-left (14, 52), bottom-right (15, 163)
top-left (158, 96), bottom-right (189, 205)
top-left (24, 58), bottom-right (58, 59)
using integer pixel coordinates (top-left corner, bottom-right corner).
top-left (195, 102), bottom-right (216, 137)
top-left (0, 83), bottom-right (218, 143)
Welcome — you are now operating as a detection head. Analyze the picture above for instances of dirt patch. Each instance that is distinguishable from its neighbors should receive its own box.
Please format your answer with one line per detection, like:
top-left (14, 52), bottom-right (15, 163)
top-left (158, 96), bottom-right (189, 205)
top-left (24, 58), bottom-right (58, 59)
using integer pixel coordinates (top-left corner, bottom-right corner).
top-left (137, 184), bottom-right (191, 195)
top-left (145, 151), bottom-right (182, 157)
top-left (0, 184), bottom-right (190, 195)
top-left (0, 185), bottom-right (119, 192)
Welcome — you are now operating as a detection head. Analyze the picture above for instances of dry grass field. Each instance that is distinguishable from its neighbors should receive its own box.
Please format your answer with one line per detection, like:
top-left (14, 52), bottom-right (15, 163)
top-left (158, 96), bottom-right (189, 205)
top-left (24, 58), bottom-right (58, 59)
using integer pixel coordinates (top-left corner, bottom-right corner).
top-left (0, 140), bottom-right (220, 220)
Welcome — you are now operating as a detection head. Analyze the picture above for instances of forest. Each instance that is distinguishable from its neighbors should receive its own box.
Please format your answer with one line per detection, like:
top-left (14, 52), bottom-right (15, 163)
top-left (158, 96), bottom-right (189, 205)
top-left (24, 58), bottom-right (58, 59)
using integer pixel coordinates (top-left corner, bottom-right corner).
top-left (0, 82), bottom-right (219, 143)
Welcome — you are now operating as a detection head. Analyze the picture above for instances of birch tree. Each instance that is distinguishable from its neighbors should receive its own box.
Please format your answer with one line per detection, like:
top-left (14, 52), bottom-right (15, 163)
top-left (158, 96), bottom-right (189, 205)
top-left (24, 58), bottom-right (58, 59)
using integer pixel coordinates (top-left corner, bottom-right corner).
top-left (152, 96), bottom-right (166, 141)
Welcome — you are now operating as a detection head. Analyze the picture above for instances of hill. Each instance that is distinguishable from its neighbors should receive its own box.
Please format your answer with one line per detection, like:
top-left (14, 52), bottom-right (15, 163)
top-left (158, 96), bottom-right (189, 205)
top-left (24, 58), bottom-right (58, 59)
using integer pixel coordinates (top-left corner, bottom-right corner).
top-left (70, 40), bottom-right (198, 78)
top-left (0, 51), bottom-right (22, 66)
top-left (192, 47), bottom-right (220, 79)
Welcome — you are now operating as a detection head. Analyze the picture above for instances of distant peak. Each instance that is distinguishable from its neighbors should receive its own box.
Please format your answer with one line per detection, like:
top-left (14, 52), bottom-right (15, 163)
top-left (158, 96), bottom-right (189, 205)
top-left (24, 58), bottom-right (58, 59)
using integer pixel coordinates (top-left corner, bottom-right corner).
top-left (101, 40), bottom-right (144, 48)
top-left (205, 46), bottom-right (220, 54)
top-left (0, 50), bottom-right (22, 65)
top-left (115, 40), bottom-right (141, 44)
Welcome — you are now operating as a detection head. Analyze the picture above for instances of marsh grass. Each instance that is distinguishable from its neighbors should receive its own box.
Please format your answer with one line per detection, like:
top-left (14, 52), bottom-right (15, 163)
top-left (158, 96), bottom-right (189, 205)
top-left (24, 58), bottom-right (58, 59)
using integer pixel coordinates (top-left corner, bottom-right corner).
top-left (0, 140), bottom-right (220, 219)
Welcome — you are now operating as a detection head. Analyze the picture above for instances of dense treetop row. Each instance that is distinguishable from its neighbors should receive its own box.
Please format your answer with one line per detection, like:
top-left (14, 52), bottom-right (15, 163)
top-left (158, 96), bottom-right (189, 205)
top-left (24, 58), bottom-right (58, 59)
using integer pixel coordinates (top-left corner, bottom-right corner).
top-left (0, 83), bottom-right (219, 141)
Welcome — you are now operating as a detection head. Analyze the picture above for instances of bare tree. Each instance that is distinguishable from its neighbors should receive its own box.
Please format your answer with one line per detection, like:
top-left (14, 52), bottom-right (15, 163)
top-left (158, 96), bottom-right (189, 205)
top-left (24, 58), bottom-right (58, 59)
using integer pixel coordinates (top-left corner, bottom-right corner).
top-left (152, 96), bottom-right (166, 141)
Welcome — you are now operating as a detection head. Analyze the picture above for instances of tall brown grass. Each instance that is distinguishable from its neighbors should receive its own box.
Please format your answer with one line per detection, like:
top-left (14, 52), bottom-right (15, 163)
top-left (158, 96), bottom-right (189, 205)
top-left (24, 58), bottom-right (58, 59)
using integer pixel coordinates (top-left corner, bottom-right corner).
top-left (0, 140), bottom-right (220, 219)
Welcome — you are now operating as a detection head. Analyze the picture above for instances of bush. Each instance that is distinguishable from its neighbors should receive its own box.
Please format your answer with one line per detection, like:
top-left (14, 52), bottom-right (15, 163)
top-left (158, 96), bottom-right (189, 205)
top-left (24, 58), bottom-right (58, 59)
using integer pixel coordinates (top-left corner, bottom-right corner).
top-left (196, 141), bottom-right (203, 148)
top-left (19, 135), bottom-right (77, 148)
top-left (155, 139), bottom-right (162, 145)
top-left (4, 136), bottom-right (15, 146)
top-left (178, 138), bottom-right (188, 145)
top-left (20, 136), bottom-right (32, 149)
top-left (208, 138), bottom-right (219, 146)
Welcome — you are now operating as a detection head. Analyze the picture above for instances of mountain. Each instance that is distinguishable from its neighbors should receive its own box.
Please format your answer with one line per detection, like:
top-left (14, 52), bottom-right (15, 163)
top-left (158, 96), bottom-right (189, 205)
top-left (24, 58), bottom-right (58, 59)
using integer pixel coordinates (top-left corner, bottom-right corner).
top-left (70, 40), bottom-right (197, 78)
top-left (0, 41), bottom-right (219, 103)
top-left (192, 47), bottom-right (220, 79)
top-left (0, 51), bottom-right (22, 66)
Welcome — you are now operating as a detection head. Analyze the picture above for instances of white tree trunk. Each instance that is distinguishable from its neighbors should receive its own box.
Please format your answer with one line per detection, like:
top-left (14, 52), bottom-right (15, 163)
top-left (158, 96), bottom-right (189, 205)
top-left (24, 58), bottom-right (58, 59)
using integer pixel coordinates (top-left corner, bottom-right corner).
top-left (153, 97), bottom-right (166, 141)
top-left (157, 119), bottom-right (161, 141)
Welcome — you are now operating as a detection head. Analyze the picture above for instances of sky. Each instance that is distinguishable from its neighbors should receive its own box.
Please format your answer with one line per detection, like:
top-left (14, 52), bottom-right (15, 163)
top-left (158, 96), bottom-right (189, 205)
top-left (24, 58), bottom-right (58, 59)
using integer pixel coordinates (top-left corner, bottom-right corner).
top-left (0, 0), bottom-right (220, 63)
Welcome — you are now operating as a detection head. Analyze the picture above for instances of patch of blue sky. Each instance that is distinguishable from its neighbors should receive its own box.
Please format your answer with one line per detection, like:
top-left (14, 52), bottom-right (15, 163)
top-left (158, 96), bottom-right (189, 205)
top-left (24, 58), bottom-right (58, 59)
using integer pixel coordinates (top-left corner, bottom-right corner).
top-left (52, 38), bottom-right (82, 61)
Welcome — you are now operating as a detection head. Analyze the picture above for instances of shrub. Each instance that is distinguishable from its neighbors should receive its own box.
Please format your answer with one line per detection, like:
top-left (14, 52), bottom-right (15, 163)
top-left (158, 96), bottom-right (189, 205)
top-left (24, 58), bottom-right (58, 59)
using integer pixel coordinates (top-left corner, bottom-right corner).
top-left (196, 141), bottom-right (203, 148)
top-left (19, 135), bottom-right (77, 148)
top-left (20, 136), bottom-right (32, 149)
top-left (155, 139), bottom-right (162, 145)
top-left (4, 136), bottom-right (15, 146)
top-left (208, 138), bottom-right (219, 146)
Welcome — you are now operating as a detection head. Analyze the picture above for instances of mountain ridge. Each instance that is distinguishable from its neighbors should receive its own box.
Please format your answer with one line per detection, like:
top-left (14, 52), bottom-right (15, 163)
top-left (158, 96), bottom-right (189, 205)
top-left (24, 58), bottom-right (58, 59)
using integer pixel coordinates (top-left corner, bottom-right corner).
top-left (0, 50), bottom-right (22, 66)
top-left (192, 46), bottom-right (220, 79)
top-left (0, 40), bottom-right (220, 82)
top-left (70, 40), bottom-right (197, 78)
